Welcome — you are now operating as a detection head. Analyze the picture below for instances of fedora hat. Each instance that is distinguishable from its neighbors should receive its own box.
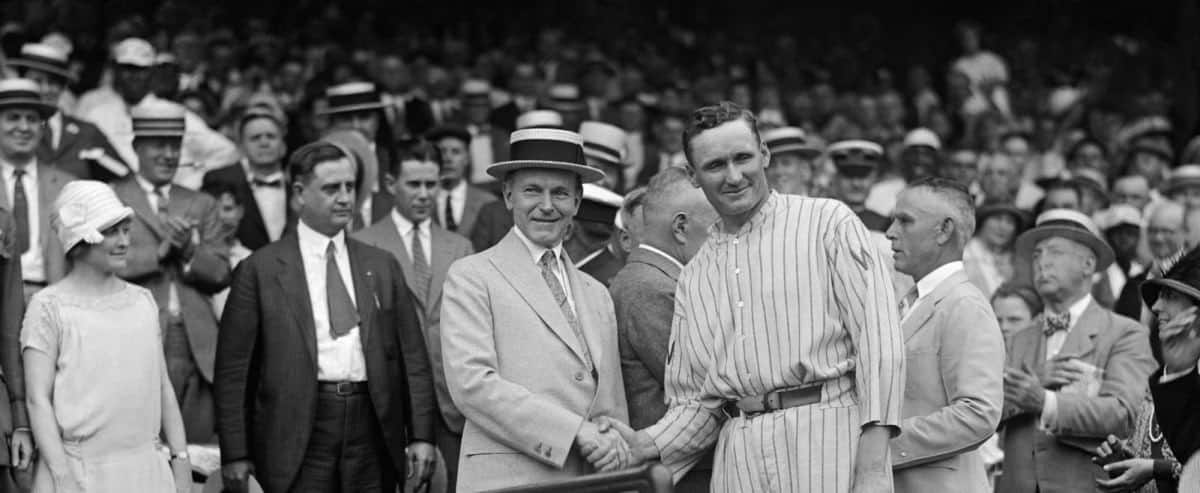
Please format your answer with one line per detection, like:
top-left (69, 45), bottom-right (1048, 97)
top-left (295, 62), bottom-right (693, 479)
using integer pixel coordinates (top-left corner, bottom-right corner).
top-left (0, 78), bottom-right (57, 119)
top-left (516, 110), bottom-right (563, 129)
top-left (318, 82), bottom-right (387, 115)
top-left (1165, 164), bottom-right (1200, 195)
top-left (1015, 208), bottom-right (1115, 271)
top-left (579, 121), bottom-right (626, 168)
top-left (487, 128), bottom-right (605, 183)
top-left (976, 201), bottom-right (1029, 232)
top-left (8, 43), bottom-right (74, 81)
top-left (1141, 244), bottom-right (1200, 307)
top-left (763, 126), bottom-right (821, 159)
top-left (51, 180), bottom-right (135, 252)
top-left (130, 99), bottom-right (186, 138)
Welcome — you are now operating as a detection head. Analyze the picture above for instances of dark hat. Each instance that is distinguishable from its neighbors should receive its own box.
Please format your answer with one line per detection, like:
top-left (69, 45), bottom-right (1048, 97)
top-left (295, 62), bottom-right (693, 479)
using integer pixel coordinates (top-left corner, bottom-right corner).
top-left (1015, 208), bottom-right (1115, 270)
top-left (1141, 245), bottom-right (1200, 307)
top-left (318, 82), bottom-right (386, 115)
top-left (0, 78), bottom-right (56, 119)
top-left (976, 202), bottom-right (1028, 231)
top-left (577, 183), bottom-right (623, 224)
top-left (487, 128), bottom-right (605, 183)
top-left (828, 139), bottom-right (883, 178)
top-left (426, 125), bottom-right (471, 145)
top-left (8, 43), bottom-right (73, 81)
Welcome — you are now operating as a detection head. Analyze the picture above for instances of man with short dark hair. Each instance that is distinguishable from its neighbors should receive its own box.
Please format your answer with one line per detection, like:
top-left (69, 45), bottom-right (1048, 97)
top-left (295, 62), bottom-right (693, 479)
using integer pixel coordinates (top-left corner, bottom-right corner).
top-left (602, 102), bottom-right (904, 492)
top-left (1041, 179), bottom-right (1083, 213)
top-left (427, 125), bottom-right (498, 239)
top-left (202, 110), bottom-right (292, 250)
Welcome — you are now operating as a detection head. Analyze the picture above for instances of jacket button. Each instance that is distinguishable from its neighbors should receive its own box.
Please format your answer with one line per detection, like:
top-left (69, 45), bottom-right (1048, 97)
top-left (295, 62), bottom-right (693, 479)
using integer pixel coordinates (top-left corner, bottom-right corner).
top-left (574, 372), bottom-right (585, 381)
top-left (900, 452), bottom-right (908, 457)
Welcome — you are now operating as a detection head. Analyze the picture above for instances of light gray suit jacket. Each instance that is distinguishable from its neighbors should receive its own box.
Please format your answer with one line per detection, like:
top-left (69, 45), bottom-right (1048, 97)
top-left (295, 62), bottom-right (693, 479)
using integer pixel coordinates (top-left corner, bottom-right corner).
top-left (891, 269), bottom-right (1005, 493)
top-left (353, 215), bottom-right (474, 433)
top-left (440, 230), bottom-right (628, 492)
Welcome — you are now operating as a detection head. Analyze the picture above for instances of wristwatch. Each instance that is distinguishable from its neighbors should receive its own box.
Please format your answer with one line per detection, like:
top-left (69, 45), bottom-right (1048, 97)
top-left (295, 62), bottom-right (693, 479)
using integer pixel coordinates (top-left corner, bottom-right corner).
top-left (170, 450), bottom-right (190, 462)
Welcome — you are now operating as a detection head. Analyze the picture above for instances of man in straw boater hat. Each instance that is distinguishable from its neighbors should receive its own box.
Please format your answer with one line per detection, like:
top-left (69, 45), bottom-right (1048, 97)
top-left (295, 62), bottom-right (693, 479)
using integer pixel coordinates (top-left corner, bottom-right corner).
top-left (319, 82), bottom-right (396, 228)
top-left (440, 127), bottom-right (630, 491)
top-left (762, 126), bottom-right (823, 197)
top-left (579, 120), bottom-right (628, 192)
top-left (459, 79), bottom-right (510, 187)
top-left (597, 101), bottom-right (904, 493)
top-left (111, 99), bottom-right (232, 444)
top-left (566, 183), bottom-right (626, 286)
top-left (997, 208), bottom-right (1157, 492)
top-left (9, 42), bottom-right (128, 181)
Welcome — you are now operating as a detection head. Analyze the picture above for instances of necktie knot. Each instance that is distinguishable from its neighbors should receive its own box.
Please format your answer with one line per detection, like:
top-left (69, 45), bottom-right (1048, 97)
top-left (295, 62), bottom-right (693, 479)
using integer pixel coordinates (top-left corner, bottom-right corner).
top-left (12, 168), bottom-right (25, 178)
top-left (898, 287), bottom-right (918, 317)
top-left (539, 251), bottom-right (557, 270)
top-left (325, 240), bottom-right (337, 258)
top-left (252, 177), bottom-right (282, 188)
top-left (1044, 311), bottom-right (1071, 336)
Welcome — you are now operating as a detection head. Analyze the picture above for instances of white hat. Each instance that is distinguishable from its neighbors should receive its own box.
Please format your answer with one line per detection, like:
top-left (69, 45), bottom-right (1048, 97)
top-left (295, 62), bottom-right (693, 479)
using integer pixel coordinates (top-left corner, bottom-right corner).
top-left (1165, 164), bottom-right (1200, 195)
top-left (579, 121), bottom-right (626, 167)
top-left (130, 99), bottom-right (187, 138)
top-left (762, 126), bottom-right (821, 158)
top-left (319, 82), bottom-right (386, 115)
top-left (1096, 204), bottom-right (1143, 231)
top-left (1015, 208), bottom-right (1115, 270)
top-left (8, 43), bottom-right (73, 80)
top-left (578, 183), bottom-right (624, 224)
top-left (460, 79), bottom-right (491, 99)
top-left (487, 128), bottom-right (604, 183)
top-left (40, 32), bottom-right (73, 57)
top-left (113, 38), bottom-right (155, 67)
top-left (902, 128), bottom-right (942, 150)
top-left (548, 83), bottom-right (583, 109)
top-left (0, 78), bottom-right (57, 118)
top-left (516, 110), bottom-right (563, 129)
top-left (827, 139), bottom-right (884, 156)
top-left (52, 180), bottom-right (134, 252)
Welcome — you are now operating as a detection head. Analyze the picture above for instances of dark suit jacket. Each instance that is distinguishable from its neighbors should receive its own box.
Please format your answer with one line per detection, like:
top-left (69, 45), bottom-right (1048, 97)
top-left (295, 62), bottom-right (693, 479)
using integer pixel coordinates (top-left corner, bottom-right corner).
top-left (1150, 367), bottom-right (1200, 461)
top-left (1114, 271), bottom-right (1147, 320)
top-left (0, 164), bottom-right (71, 285)
top-left (578, 247), bottom-right (623, 287)
top-left (399, 97), bottom-right (435, 140)
top-left (0, 210), bottom-right (21, 462)
top-left (435, 185), bottom-right (498, 240)
top-left (353, 216), bottom-right (473, 433)
top-left (468, 200), bottom-right (513, 253)
top-left (201, 164), bottom-right (295, 251)
top-left (997, 300), bottom-right (1156, 493)
top-left (113, 178), bottom-right (231, 384)
top-left (215, 233), bottom-right (435, 492)
top-left (489, 102), bottom-right (521, 132)
top-left (37, 114), bottom-right (128, 181)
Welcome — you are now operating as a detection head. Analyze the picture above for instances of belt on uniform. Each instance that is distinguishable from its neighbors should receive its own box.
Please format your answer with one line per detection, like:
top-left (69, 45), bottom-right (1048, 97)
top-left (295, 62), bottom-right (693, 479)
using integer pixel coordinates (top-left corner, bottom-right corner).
top-left (22, 280), bottom-right (46, 288)
top-left (317, 381), bottom-right (369, 395)
top-left (722, 384), bottom-right (824, 418)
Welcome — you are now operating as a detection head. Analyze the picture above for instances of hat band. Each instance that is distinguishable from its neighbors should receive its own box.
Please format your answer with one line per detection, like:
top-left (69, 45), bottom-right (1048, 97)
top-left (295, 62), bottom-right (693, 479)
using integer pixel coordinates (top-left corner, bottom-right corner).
top-left (583, 142), bottom-right (621, 163)
top-left (18, 54), bottom-right (69, 72)
top-left (133, 117), bottom-right (186, 135)
top-left (1038, 218), bottom-right (1092, 233)
top-left (0, 89), bottom-right (43, 103)
top-left (510, 138), bottom-right (586, 165)
top-left (327, 92), bottom-right (383, 110)
top-left (766, 136), bottom-right (810, 151)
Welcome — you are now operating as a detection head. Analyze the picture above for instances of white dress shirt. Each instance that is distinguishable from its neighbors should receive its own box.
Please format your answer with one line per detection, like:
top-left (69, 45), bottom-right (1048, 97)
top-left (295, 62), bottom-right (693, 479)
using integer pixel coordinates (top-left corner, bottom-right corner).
top-left (297, 220), bottom-right (367, 382)
top-left (902, 261), bottom-right (964, 323)
top-left (1041, 294), bottom-right (1094, 429)
top-left (468, 125), bottom-right (496, 184)
top-left (512, 226), bottom-right (575, 313)
top-left (1, 159), bottom-right (43, 282)
top-left (637, 244), bottom-right (684, 271)
top-left (242, 160), bottom-right (288, 241)
top-left (436, 180), bottom-right (468, 228)
top-left (391, 209), bottom-right (431, 263)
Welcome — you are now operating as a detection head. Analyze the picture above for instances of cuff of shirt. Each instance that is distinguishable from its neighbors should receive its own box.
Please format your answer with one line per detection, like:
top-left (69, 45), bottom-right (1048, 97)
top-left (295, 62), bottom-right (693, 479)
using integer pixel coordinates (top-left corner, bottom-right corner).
top-left (1039, 391), bottom-right (1058, 430)
top-left (1160, 362), bottom-right (1200, 384)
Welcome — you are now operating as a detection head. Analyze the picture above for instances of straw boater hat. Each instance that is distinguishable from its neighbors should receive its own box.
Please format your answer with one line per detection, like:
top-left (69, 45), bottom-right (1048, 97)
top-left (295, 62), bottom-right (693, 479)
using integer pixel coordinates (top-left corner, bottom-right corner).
top-left (51, 180), bottom-right (134, 252)
top-left (460, 79), bottom-right (491, 103)
top-left (578, 183), bottom-right (624, 224)
top-left (112, 37), bottom-right (155, 68)
top-left (1165, 164), bottom-right (1200, 195)
top-left (828, 139), bottom-right (884, 177)
top-left (1096, 204), bottom-right (1143, 232)
top-left (516, 110), bottom-right (563, 129)
top-left (8, 43), bottom-right (74, 81)
top-left (1015, 208), bottom-right (1115, 270)
top-left (547, 83), bottom-right (584, 110)
top-left (0, 78), bottom-right (58, 119)
top-left (762, 127), bottom-right (821, 159)
top-left (902, 128), bottom-right (942, 151)
top-left (578, 121), bottom-right (627, 168)
top-left (318, 82), bottom-right (387, 116)
top-left (487, 128), bottom-right (605, 183)
top-left (130, 100), bottom-right (186, 138)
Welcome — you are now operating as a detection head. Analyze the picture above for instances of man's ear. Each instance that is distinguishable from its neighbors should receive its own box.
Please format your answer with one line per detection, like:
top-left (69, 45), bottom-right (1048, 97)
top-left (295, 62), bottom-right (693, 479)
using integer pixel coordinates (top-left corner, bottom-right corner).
top-left (937, 217), bottom-right (956, 246)
top-left (672, 212), bottom-right (689, 244)
top-left (685, 164), bottom-right (699, 188)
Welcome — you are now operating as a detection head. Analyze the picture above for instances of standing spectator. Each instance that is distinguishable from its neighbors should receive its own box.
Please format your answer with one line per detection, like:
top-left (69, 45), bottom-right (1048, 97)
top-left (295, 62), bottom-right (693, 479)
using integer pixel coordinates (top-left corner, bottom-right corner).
top-left (377, 53), bottom-right (434, 142)
top-left (215, 141), bottom-right (434, 492)
top-left (610, 167), bottom-right (717, 491)
top-left (951, 21), bottom-right (1011, 118)
top-left (23, 181), bottom-right (191, 492)
top-left (1097, 205), bottom-right (1147, 303)
top-left (353, 141), bottom-right (471, 491)
top-left (868, 128), bottom-right (941, 216)
top-left (998, 209), bottom-right (1156, 493)
top-left (428, 125), bottom-right (499, 238)
top-left (319, 82), bottom-right (394, 227)
top-left (112, 100), bottom-right (231, 443)
top-left (1143, 246), bottom-right (1200, 469)
top-left (201, 109), bottom-right (292, 251)
top-left (567, 184), bottom-right (625, 286)
top-left (640, 112), bottom-right (687, 184)
top-left (829, 139), bottom-right (890, 232)
top-left (1163, 165), bottom-right (1200, 209)
top-left (1112, 175), bottom-right (1153, 213)
top-left (886, 178), bottom-right (1004, 493)
top-left (547, 83), bottom-right (585, 132)
top-left (0, 206), bottom-right (29, 491)
top-left (460, 80), bottom-right (509, 187)
top-left (490, 63), bottom-right (541, 132)
top-left (762, 127), bottom-right (823, 197)
top-left (1116, 202), bottom-right (1187, 321)
top-left (963, 202), bottom-right (1025, 297)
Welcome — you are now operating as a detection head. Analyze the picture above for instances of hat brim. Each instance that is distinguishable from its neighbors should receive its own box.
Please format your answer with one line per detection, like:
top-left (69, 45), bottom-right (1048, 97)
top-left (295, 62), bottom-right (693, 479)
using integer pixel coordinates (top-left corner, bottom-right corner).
top-left (0, 99), bottom-right (57, 119)
top-left (1166, 178), bottom-right (1200, 195)
top-left (133, 131), bottom-right (185, 138)
top-left (769, 144), bottom-right (822, 159)
top-left (487, 160), bottom-right (606, 183)
top-left (1140, 278), bottom-right (1200, 308)
top-left (1015, 226), bottom-right (1115, 271)
top-left (977, 205), bottom-right (1028, 230)
top-left (62, 206), bottom-right (135, 251)
top-left (318, 102), bottom-right (387, 115)
top-left (7, 59), bottom-right (74, 81)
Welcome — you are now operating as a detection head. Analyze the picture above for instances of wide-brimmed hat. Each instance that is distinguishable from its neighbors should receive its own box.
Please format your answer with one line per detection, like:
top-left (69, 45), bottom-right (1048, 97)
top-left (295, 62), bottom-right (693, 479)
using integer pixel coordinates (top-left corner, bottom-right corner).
top-left (763, 126), bottom-right (821, 159)
top-left (1129, 140), bottom-right (1175, 164)
top-left (460, 79), bottom-right (491, 103)
top-left (130, 99), bottom-right (186, 138)
top-left (1095, 204), bottom-right (1143, 232)
top-left (112, 37), bottom-right (155, 68)
top-left (51, 180), bottom-right (135, 252)
top-left (1141, 244), bottom-right (1200, 307)
top-left (1165, 164), bottom-right (1200, 195)
top-left (0, 78), bottom-right (57, 119)
top-left (902, 128), bottom-right (942, 151)
top-left (487, 128), bottom-right (605, 183)
top-left (976, 202), bottom-right (1029, 232)
top-left (318, 82), bottom-right (387, 115)
top-left (516, 110), bottom-right (563, 129)
top-left (828, 139), bottom-right (883, 178)
top-left (8, 43), bottom-right (74, 81)
top-left (578, 183), bottom-right (624, 224)
top-left (579, 121), bottom-right (626, 168)
top-left (1015, 208), bottom-right (1115, 270)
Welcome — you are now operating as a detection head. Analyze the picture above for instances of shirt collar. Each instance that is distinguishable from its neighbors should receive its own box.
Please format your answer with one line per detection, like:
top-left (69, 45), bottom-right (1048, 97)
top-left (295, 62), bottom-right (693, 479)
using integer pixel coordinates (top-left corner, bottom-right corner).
top-left (297, 219), bottom-right (347, 258)
top-left (638, 244), bottom-right (684, 271)
top-left (915, 261), bottom-right (964, 301)
top-left (390, 209), bottom-right (429, 238)
top-left (135, 174), bottom-right (170, 197)
top-left (0, 158), bottom-right (37, 179)
top-left (1066, 294), bottom-right (1092, 327)
top-left (241, 158), bottom-right (285, 182)
top-left (446, 179), bottom-right (468, 199)
top-left (710, 191), bottom-right (778, 239)
top-left (512, 225), bottom-right (566, 267)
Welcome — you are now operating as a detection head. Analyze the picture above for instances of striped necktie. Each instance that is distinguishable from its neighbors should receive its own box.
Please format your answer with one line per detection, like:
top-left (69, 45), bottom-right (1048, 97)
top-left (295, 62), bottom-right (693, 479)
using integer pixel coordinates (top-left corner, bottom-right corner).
top-left (539, 251), bottom-right (593, 371)
top-left (898, 287), bottom-right (918, 319)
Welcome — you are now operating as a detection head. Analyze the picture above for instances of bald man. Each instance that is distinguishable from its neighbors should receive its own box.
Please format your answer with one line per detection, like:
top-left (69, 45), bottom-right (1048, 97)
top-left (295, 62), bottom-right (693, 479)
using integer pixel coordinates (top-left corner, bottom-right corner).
top-left (609, 167), bottom-right (717, 492)
top-left (1115, 201), bottom-right (1186, 320)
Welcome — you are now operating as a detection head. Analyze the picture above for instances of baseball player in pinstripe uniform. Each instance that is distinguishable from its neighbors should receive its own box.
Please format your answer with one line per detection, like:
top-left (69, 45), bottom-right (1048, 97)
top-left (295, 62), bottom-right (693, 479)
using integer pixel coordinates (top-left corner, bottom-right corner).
top-left (599, 102), bottom-right (905, 493)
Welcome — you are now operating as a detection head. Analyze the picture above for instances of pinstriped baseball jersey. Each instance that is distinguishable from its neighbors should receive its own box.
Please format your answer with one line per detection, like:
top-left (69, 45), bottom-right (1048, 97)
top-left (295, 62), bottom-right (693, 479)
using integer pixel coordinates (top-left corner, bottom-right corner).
top-left (644, 192), bottom-right (906, 491)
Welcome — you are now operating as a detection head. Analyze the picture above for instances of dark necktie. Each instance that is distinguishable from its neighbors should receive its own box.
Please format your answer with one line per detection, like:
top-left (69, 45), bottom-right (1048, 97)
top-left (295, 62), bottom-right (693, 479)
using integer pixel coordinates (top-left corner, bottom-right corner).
top-left (155, 186), bottom-right (169, 216)
top-left (409, 227), bottom-right (430, 303)
top-left (539, 251), bottom-right (593, 371)
top-left (40, 124), bottom-right (54, 151)
top-left (444, 199), bottom-right (458, 232)
top-left (11, 169), bottom-right (29, 254)
top-left (1044, 311), bottom-right (1071, 337)
top-left (326, 241), bottom-right (359, 338)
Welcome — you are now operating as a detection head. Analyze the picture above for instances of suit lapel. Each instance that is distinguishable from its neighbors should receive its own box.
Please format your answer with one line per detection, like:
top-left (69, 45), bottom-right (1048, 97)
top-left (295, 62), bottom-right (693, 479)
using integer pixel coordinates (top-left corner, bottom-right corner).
top-left (346, 240), bottom-right (376, 348)
top-left (489, 231), bottom-right (587, 364)
top-left (235, 169), bottom-right (270, 242)
top-left (565, 263), bottom-right (603, 367)
top-left (56, 117), bottom-right (81, 159)
top-left (276, 236), bottom-right (318, 367)
top-left (1059, 300), bottom-right (1101, 359)
top-left (369, 216), bottom-right (421, 308)
top-left (901, 271), bottom-right (968, 342)
top-left (429, 226), bottom-right (454, 309)
top-left (115, 178), bottom-right (168, 240)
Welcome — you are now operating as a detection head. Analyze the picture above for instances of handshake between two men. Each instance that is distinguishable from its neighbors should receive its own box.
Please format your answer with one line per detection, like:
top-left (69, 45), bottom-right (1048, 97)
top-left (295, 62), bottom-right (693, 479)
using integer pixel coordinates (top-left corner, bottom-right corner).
top-left (575, 417), bottom-right (658, 472)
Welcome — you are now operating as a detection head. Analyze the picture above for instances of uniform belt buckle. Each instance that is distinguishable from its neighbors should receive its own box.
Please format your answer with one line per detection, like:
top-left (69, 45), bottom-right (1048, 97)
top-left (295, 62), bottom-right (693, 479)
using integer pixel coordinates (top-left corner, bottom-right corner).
top-left (336, 381), bottom-right (356, 395)
top-left (762, 391), bottom-right (783, 412)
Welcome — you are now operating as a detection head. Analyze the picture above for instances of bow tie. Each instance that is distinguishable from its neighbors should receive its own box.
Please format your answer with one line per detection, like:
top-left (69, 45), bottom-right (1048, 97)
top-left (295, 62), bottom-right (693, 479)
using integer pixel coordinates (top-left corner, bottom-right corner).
top-left (251, 178), bottom-right (283, 188)
top-left (1044, 311), bottom-right (1071, 336)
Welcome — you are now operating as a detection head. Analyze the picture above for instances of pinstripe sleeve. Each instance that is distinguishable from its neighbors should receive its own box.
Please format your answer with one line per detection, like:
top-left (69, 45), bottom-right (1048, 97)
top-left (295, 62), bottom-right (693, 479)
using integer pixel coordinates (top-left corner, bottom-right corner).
top-left (644, 271), bottom-right (724, 480)
top-left (827, 214), bottom-right (905, 435)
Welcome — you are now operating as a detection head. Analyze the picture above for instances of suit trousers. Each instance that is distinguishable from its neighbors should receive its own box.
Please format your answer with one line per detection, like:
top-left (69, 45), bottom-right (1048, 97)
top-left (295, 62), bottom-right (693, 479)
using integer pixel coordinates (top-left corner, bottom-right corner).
top-left (163, 314), bottom-right (216, 443)
top-left (436, 420), bottom-right (461, 493)
top-left (290, 391), bottom-right (397, 493)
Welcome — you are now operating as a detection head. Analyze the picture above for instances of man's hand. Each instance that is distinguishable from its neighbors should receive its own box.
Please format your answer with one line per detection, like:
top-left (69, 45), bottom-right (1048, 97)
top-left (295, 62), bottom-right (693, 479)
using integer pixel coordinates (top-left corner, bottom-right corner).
top-left (1004, 366), bottom-right (1046, 414)
top-left (221, 460), bottom-right (255, 493)
top-left (162, 217), bottom-right (197, 260)
top-left (1043, 355), bottom-right (1087, 389)
top-left (10, 429), bottom-right (33, 470)
top-left (594, 416), bottom-right (658, 467)
top-left (1095, 458), bottom-right (1156, 492)
top-left (576, 421), bottom-right (629, 472)
top-left (1161, 327), bottom-right (1200, 375)
top-left (406, 441), bottom-right (437, 491)
top-left (850, 425), bottom-right (892, 493)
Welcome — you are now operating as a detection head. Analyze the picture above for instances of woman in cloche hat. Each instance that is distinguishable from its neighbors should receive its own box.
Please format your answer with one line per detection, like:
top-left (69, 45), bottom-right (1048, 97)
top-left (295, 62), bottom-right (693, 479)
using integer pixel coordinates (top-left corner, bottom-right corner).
top-left (22, 181), bottom-right (190, 492)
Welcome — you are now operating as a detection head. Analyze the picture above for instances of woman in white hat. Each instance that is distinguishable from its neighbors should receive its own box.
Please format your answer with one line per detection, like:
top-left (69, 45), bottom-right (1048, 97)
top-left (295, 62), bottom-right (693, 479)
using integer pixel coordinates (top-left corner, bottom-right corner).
top-left (21, 181), bottom-right (190, 493)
